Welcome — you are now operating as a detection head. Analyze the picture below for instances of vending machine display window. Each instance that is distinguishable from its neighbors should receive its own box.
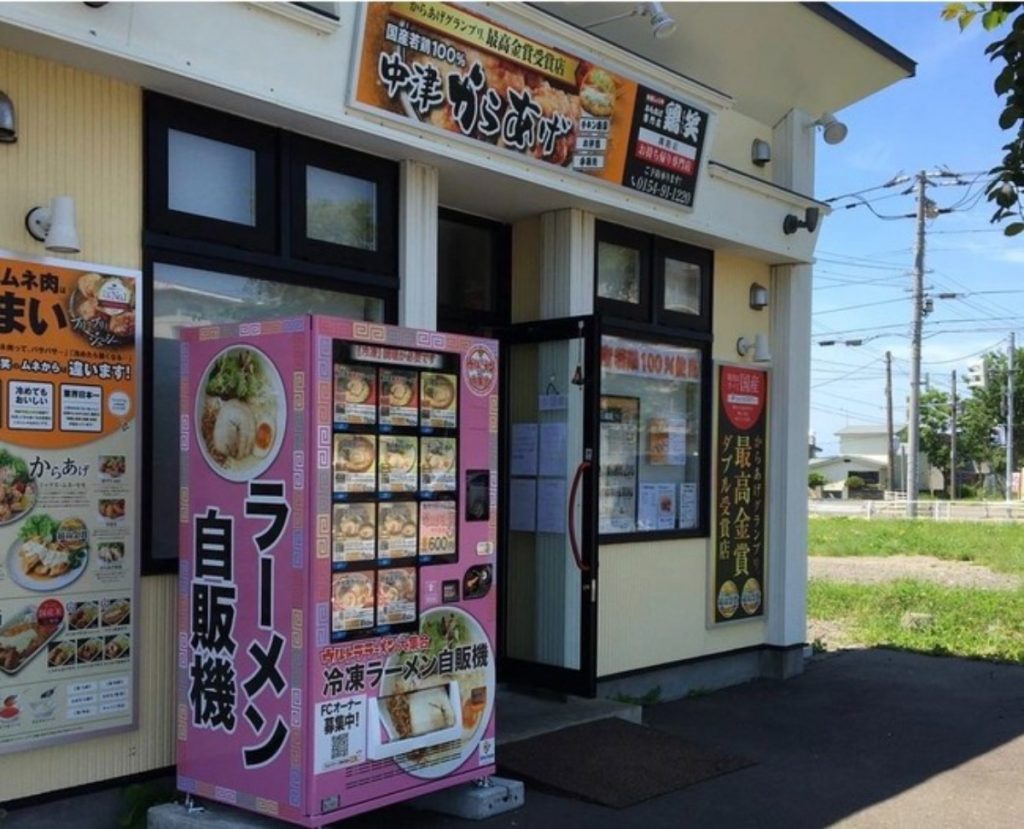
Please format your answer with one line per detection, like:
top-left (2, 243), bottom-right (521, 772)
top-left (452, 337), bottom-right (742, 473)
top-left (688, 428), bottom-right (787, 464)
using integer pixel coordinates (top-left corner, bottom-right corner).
top-left (329, 341), bottom-right (460, 642)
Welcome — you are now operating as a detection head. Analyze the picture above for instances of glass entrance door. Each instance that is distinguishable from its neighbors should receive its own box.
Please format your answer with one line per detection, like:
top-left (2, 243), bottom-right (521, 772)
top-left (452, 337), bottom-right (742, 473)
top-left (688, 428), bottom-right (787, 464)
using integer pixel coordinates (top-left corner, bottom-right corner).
top-left (499, 317), bottom-right (597, 696)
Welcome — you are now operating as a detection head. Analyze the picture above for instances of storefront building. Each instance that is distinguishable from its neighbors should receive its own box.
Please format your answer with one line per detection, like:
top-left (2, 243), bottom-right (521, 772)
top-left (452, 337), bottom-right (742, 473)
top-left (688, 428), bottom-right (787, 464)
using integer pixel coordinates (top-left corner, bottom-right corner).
top-left (0, 0), bottom-right (913, 811)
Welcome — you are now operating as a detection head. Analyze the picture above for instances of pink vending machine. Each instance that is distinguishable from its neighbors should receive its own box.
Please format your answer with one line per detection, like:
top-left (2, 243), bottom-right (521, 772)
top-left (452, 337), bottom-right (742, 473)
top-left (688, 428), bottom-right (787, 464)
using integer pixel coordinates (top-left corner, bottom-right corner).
top-left (177, 316), bottom-right (498, 826)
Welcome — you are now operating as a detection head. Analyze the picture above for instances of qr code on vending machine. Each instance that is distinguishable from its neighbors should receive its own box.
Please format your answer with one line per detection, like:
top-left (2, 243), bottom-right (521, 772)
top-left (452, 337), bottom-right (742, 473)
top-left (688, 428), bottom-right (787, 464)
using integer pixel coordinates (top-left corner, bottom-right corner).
top-left (331, 732), bottom-right (349, 761)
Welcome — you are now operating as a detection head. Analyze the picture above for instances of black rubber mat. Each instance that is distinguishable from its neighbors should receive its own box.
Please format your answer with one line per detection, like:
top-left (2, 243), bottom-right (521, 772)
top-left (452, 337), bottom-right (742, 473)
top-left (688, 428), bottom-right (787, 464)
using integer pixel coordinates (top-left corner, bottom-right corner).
top-left (497, 717), bottom-right (753, 809)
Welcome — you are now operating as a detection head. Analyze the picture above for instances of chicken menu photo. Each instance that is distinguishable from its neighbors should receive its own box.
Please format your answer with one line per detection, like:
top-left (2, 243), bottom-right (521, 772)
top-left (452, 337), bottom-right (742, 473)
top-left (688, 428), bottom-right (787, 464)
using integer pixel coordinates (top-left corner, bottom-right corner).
top-left (0, 254), bottom-right (139, 755)
top-left (179, 317), bottom-right (498, 826)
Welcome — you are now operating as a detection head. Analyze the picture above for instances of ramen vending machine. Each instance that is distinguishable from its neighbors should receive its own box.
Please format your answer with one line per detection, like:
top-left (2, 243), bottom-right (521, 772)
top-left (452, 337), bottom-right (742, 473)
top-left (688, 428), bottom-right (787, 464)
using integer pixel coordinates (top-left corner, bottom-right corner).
top-left (178, 316), bottom-right (498, 826)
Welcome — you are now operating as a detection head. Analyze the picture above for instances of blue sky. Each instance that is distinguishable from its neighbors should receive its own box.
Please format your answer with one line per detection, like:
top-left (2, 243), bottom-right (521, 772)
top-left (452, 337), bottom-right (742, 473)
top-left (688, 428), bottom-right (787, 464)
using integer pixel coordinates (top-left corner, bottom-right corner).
top-left (811, 2), bottom-right (1021, 455)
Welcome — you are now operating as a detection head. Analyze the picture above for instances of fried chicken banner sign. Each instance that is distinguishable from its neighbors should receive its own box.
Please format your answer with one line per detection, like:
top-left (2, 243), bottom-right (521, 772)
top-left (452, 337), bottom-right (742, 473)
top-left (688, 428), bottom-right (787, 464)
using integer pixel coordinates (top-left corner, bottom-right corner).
top-left (0, 253), bottom-right (139, 754)
top-left (353, 2), bottom-right (709, 209)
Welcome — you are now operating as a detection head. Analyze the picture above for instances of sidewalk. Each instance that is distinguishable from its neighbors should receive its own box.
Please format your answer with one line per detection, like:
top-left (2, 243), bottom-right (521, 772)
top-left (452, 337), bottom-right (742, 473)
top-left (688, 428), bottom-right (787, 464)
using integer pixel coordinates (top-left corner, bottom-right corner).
top-left (8, 647), bottom-right (1024, 828)
top-left (340, 648), bottom-right (1024, 829)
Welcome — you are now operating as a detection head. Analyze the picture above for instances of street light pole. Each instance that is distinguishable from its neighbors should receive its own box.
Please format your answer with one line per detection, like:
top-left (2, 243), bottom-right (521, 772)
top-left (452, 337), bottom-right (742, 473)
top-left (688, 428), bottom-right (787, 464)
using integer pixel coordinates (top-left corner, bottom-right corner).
top-left (906, 171), bottom-right (927, 517)
top-left (950, 370), bottom-right (957, 500)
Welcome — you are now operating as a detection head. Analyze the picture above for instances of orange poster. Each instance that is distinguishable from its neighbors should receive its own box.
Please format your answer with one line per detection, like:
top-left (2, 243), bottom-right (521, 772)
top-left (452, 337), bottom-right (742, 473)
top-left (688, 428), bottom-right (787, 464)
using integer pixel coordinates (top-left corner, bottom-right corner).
top-left (352, 2), bottom-right (709, 208)
top-left (0, 253), bottom-right (139, 754)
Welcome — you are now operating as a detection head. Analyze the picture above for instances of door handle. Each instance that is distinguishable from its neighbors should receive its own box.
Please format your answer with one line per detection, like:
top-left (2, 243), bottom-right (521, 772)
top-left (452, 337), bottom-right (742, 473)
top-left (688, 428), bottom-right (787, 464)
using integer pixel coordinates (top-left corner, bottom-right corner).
top-left (568, 460), bottom-right (591, 573)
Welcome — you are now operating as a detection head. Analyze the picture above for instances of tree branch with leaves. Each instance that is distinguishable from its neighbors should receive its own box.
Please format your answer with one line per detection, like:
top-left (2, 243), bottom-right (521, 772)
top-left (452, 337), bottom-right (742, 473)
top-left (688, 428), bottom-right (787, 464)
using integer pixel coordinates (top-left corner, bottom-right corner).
top-left (944, 2), bottom-right (1024, 235)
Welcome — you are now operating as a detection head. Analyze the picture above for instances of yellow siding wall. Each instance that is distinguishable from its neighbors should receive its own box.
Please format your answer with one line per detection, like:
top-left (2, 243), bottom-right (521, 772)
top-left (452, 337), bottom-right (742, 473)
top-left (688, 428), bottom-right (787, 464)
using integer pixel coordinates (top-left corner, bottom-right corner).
top-left (597, 252), bottom-right (771, 676)
top-left (0, 48), bottom-right (176, 801)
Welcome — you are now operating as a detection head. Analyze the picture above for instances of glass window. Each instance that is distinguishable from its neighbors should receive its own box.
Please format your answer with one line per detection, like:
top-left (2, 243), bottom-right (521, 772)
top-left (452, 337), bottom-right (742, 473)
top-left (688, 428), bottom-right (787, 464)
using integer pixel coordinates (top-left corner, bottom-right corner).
top-left (149, 262), bottom-right (385, 562)
top-left (168, 129), bottom-right (256, 225)
top-left (597, 241), bottom-right (641, 305)
top-left (306, 166), bottom-right (377, 250)
top-left (438, 217), bottom-right (496, 313)
top-left (598, 335), bottom-right (702, 536)
top-left (663, 257), bottom-right (701, 316)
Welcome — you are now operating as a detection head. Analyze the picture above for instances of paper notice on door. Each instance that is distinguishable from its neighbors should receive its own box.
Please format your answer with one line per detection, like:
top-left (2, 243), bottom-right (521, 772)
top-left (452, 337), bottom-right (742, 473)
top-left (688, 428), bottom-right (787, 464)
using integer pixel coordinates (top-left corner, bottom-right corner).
top-left (509, 478), bottom-right (537, 531)
top-left (536, 478), bottom-right (566, 534)
top-left (538, 422), bottom-right (567, 477)
top-left (510, 423), bottom-right (538, 476)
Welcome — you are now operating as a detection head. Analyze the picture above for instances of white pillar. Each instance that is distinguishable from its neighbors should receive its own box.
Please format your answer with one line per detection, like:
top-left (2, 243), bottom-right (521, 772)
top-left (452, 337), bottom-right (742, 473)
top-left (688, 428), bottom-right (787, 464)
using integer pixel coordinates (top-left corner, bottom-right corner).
top-left (398, 160), bottom-right (439, 330)
top-left (765, 109), bottom-right (815, 657)
top-left (539, 208), bottom-right (594, 318)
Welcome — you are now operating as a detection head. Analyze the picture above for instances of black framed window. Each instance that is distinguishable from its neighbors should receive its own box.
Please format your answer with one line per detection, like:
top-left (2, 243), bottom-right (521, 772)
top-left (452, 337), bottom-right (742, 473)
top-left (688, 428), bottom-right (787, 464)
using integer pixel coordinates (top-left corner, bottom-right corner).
top-left (289, 134), bottom-right (398, 274)
top-left (594, 221), bottom-right (713, 542)
top-left (595, 220), bottom-right (711, 331)
top-left (437, 209), bottom-right (510, 334)
top-left (143, 93), bottom-right (400, 574)
top-left (146, 94), bottom-right (278, 252)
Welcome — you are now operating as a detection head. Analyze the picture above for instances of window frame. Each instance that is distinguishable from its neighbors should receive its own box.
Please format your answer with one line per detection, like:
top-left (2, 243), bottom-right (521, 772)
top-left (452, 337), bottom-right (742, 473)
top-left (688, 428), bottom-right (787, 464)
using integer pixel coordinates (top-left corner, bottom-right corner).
top-left (288, 133), bottom-right (399, 275)
top-left (594, 221), bottom-right (650, 322)
top-left (654, 235), bottom-right (712, 331)
top-left (593, 220), bottom-right (714, 544)
top-left (436, 208), bottom-right (511, 335)
top-left (145, 93), bottom-right (279, 253)
top-left (142, 92), bottom-right (401, 575)
top-left (595, 320), bottom-right (712, 544)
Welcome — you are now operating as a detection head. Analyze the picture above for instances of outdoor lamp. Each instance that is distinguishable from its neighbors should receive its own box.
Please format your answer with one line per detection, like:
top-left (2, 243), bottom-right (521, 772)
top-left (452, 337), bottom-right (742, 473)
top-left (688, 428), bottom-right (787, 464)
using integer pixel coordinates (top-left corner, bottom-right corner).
top-left (811, 112), bottom-right (848, 145)
top-left (783, 206), bottom-right (820, 235)
top-left (583, 3), bottom-right (678, 40)
top-left (0, 90), bottom-right (15, 143)
top-left (737, 333), bottom-right (771, 363)
top-left (749, 282), bottom-right (769, 310)
top-left (25, 196), bottom-right (81, 254)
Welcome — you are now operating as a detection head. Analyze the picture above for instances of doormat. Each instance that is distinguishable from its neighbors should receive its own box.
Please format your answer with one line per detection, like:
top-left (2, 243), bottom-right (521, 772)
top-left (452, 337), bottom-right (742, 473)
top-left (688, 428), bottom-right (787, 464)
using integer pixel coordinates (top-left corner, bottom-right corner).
top-left (497, 717), bottom-right (753, 809)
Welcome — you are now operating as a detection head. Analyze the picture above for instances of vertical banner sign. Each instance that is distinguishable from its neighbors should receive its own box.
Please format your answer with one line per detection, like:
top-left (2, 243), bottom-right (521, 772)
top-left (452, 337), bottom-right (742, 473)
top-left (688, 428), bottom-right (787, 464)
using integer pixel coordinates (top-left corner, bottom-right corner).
top-left (179, 322), bottom-right (305, 822)
top-left (0, 255), bottom-right (139, 754)
top-left (714, 366), bottom-right (767, 624)
top-left (353, 2), bottom-right (708, 208)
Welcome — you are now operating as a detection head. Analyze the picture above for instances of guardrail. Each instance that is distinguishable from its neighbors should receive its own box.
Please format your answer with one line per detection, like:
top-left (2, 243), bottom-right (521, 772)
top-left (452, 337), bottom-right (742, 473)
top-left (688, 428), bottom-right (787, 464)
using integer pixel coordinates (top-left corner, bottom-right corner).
top-left (809, 498), bottom-right (1024, 521)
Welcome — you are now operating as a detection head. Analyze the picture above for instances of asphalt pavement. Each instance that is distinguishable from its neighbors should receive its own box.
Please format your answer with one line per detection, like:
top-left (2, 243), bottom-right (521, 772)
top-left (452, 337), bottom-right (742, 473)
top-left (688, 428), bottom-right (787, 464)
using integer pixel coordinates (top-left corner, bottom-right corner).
top-left (7, 647), bottom-right (1024, 828)
top-left (343, 647), bottom-right (1024, 829)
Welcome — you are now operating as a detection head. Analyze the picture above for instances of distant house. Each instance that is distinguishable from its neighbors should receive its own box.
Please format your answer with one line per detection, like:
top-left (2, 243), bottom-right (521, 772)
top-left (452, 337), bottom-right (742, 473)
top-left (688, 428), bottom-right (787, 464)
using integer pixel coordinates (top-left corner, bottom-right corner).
top-left (809, 423), bottom-right (941, 494)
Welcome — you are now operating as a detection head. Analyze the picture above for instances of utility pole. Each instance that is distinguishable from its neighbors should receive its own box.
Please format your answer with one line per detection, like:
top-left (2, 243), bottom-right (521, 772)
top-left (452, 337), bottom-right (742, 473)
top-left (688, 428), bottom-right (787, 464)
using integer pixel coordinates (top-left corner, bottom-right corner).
top-left (886, 351), bottom-right (896, 493)
top-left (1008, 332), bottom-right (1016, 502)
top-left (907, 170), bottom-right (927, 517)
top-left (950, 370), bottom-right (957, 500)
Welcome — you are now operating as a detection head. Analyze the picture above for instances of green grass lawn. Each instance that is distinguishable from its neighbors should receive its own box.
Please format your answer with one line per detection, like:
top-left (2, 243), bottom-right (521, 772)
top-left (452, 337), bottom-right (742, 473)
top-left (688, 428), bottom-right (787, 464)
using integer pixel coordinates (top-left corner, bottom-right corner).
top-left (808, 517), bottom-right (1024, 663)
top-left (808, 580), bottom-right (1024, 663)
top-left (808, 516), bottom-right (1024, 576)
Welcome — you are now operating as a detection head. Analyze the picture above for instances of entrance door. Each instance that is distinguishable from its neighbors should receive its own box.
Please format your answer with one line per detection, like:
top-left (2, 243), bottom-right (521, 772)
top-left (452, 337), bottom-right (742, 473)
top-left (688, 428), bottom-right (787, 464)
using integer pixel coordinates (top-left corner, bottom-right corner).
top-left (499, 317), bottom-right (598, 697)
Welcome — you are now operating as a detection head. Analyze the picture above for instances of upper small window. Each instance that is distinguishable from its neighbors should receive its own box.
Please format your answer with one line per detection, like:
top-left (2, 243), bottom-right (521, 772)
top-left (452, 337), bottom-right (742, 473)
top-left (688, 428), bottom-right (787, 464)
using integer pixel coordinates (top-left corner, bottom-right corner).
top-left (168, 130), bottom-right (257, 226)
top-left (595, 221), bottom-right (711, 331)
top-left (437, 209), bottom-right (509, 333)
top-left (146, 94), bottom-right (278, 252)
top-left (289, 135), bottom-right (398, 274)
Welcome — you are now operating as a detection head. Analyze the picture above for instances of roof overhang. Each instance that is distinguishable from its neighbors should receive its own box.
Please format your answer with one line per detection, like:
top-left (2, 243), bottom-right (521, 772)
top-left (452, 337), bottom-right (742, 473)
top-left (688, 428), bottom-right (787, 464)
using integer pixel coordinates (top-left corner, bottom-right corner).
top-left (533, 2), bottom-right (915, 124)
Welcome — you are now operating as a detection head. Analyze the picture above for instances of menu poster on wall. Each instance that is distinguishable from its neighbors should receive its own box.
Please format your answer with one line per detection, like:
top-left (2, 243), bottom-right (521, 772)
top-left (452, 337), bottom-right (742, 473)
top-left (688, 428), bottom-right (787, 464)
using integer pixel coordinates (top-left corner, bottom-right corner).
top-left (353, 3), bottom-right (709, 209)
top-left (0, 254), bottom-right (139, 755)
top-left (598, 396), bottom-right (639, 534)
top-left (714, 365), bottom-right (767, 624)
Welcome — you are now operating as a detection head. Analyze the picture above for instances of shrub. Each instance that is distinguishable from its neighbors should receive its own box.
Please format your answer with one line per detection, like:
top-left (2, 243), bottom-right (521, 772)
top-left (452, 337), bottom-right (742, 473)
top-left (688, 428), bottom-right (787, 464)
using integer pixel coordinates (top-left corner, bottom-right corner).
top-left (846, 475), bottom-right (866, 491)
top-left (808, 472), bottom-right (827, 489)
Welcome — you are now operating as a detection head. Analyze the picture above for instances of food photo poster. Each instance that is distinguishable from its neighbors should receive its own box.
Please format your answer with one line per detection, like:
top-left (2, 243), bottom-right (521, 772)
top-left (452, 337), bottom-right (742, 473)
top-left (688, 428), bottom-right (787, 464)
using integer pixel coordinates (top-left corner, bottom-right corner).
top-left (0, 254), bottom-right (139, 754)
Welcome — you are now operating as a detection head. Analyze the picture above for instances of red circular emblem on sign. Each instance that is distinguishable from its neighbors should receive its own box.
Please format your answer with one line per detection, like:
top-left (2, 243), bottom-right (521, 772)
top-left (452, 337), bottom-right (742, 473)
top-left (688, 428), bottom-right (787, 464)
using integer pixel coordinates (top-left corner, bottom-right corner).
top-left (465, 345), bottom-right (497, 396)
top-left (37, 599), bottom-right (65, 628)
top-left (721, 366), bottom-right (766, 431)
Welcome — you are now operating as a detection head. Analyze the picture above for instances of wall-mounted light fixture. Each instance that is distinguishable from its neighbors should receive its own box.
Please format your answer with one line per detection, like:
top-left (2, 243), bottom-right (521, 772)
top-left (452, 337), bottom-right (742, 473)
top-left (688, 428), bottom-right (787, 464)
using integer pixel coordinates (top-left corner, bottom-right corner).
top-left (25, 196), bottom-right (81, 254)
top-left (810, 112), bottom-right (848, 145)
top-left (583, 2), bottom-right (678, 40)
top-left (0, 90), bottom-right (15, 143)
top-left (783, 206), bottom-right (820, 235)
top-left (749, 282), bottom-right (769, 310)
top-left (751, 138), bottom-right (771, 167)
top-left (736, 333), bottom-right (771, 363)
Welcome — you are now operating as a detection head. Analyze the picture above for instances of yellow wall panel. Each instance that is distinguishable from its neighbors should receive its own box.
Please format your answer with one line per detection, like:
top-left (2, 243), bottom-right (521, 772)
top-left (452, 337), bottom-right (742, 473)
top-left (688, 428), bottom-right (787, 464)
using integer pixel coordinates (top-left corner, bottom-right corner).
top-left (0, 47), bottom-right (141, 268)
top-left (0, 49), bottom-right (172, 802)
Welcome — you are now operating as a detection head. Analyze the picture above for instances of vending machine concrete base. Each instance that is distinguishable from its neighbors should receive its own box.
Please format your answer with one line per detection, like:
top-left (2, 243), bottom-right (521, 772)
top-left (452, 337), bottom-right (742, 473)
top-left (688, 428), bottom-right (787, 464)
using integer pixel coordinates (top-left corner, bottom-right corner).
top-left (177, 316), bottom-right (498, 826)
